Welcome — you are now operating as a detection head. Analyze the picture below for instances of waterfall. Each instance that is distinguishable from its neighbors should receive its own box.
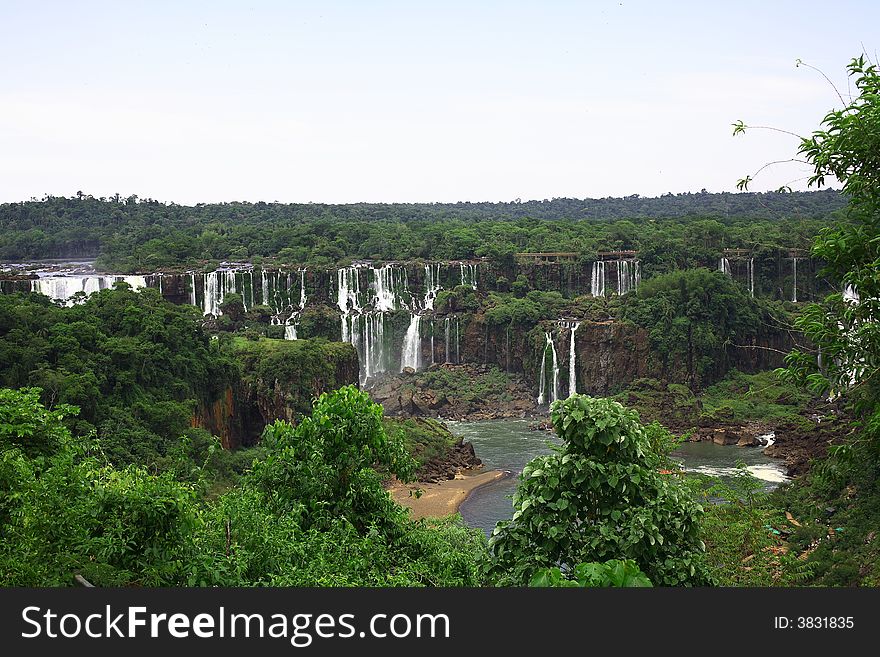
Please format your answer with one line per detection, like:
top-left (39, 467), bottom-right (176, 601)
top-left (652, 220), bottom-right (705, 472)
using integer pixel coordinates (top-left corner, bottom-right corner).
top-left (424, 263), bottom-right (441, 310)
top-left (373, 265), bottom-right (399, 312)
top-left (455, 316), bottom-right (460, 363)
top-left (400, 314), bottom-right (422, 371)
top-left (261, 270), bottom-right (270, 306)
top-left (792, 257), bottom-right (799, 302)
top-left (567, 321), bottom-right (581, 397)
top-left (203, 271), bottom-right (221, 316)
top-left (31, 274), bottom-right (147, 306)
top-left (591, 261), bottom-right (605, 297)
top-left (298, 269), bottom-right (307, 310)
top-left (460, 263), bottom-right (478, 289)
top-left (617, 261), bottom-right (638, 295)
top-left (282, 269), bottom-right (308, 341)
top-left (189, 273), bottom-right (197, 307)
top-left (430, 318), bottom-right (435, 365)
top-left (537, 331), bottom-right (560, 406)
top-left (337, 267), bottom-right (362, 314)
top-left (719, 257), bottom-right (732, 277)
top-left (748, 258), bottom-right (755, 297)
top-left (444, 317), bottom-right (451, 363)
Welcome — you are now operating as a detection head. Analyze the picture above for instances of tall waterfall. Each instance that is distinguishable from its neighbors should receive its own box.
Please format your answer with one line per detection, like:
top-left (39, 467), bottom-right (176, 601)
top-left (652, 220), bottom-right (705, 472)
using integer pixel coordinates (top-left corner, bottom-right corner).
top-left (400, 314), bottom-right (422, 371)
top-left (748, 258), bottom-right (755, 297)
top-left (189, 273), bottom-right (197, 306)
top-left (460, 263), bottom-right (478, 289)
top-left (591, 261), bottom-right (605, 296)
top-left (719, 257), bottom-right (732, 277)
top-left (536, 331), bottom-right (559, 406)
top-left (792, 257), bottom-right (800, 302)
top-left (565, 321), bottom-right (581, 397)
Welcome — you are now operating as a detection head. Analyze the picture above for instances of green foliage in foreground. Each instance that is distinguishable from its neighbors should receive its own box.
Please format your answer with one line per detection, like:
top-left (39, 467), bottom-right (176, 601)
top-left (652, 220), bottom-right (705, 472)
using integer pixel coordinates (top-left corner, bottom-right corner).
top-left (488, 395), bottom-right (711, 586)
top-left (0, 386), bottom-right (488, 586)
top-left (769, 442), bottom-right (880, 586)
top-left (693, 466), bottom-right (813, 586)
top-left (530, 560), bottom-right (652, 587)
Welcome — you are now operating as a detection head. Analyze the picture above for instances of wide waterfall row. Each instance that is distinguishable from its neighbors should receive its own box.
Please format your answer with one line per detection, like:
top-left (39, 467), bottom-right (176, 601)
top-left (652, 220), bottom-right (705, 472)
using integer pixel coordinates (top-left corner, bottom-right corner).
top-left (29, 274), bottom-right (148, 306)
top-left (189, 268), bottom-right (307, 323)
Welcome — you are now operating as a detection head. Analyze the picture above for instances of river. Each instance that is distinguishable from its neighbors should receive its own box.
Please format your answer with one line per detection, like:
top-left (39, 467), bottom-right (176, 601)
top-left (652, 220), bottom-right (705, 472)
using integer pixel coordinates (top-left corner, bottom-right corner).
top-left (448, 419), bottom-right (789, 536)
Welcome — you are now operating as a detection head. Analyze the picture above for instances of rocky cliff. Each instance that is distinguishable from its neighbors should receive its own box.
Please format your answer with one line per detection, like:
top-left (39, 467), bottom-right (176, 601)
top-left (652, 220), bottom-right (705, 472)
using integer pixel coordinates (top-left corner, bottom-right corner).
top-left (191, 337), bottom-right (359, 449)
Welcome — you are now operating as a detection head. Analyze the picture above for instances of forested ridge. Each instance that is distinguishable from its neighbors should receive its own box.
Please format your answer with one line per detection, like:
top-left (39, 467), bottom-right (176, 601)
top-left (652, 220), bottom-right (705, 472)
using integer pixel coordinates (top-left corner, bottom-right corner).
top-left (0, 189), bottom-right (843, 271)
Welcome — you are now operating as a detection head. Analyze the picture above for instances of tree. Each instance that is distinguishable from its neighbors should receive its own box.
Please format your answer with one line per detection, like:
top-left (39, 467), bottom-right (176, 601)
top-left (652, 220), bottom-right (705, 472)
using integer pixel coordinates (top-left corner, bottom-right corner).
top-left (487, 395), bottom-right (711, 586)
top-left (775, 57), bottom-right (880, 433)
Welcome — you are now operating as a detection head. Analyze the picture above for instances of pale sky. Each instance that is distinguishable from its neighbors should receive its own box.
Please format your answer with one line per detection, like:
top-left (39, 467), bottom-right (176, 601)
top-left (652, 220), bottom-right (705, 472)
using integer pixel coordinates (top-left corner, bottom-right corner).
top-left (0, 0), bottom-right (876, 204)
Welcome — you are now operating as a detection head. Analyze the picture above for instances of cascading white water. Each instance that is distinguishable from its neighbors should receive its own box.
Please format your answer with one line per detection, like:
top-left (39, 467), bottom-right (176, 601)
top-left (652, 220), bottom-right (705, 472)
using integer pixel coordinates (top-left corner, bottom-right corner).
top-left (261, 270), bottom-right (270, 307)
top-left (460, 263), bottom-right (478, 289)
top-left (424, 263), bottom-right (441, 310)
top-left (566, 321), bottom-right (581, 397)
top-left (617, 260), bottom-right (642, 295)
top-left (189, 273), bottom-right (198, 307)
top-left (31, 274), bottom-right (147, 306)
top-left (203, 271), bottom-right (220, 316)
top-left (719, 257), bottom-right (732, 277)
top-left (748, 258), bottom-right (755, 297)
top-left (591, 261), bottom-right (605, 297)
top-left (298, 269), bottom-right (307, 310)
top-left (792, 257), bottom-right (799, 302)
top-left (282, 269), bottom-right (309, 341)
top-left (337, 267), bottom-right (362, 314)
top-left (455, 316), bottom-right (460, 363)
top-left (444, 317), bottom-right (451, 363)
top-left (430, 319), bottom-right (435, 365)
top-left (536, 331), bottom-right (560, 406)
top-left (400, 314), bottom-right (422, 371)
top-left (374, 265), bottom-right (399, 312)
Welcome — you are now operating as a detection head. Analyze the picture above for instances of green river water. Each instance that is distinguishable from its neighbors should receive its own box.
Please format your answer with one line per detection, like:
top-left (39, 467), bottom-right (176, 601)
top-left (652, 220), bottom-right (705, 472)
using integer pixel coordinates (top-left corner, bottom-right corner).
top-left (447, 419), bottom-right (788, 536)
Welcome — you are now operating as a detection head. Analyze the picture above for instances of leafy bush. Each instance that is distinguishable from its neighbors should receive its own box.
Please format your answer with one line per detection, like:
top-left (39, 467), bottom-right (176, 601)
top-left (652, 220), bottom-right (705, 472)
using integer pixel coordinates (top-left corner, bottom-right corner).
top-left (487, 395), bottom-right (711, 586)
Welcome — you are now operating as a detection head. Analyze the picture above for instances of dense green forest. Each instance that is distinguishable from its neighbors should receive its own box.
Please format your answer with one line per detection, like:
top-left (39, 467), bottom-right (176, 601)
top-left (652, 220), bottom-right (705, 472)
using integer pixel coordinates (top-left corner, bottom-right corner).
top-left (0, 190), bottom-right (842, 271)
